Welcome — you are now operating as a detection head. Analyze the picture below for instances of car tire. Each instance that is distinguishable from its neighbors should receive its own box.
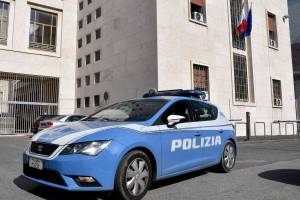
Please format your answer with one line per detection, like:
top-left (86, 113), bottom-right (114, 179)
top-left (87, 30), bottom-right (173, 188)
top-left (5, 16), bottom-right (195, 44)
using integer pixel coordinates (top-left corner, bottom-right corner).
top-left (113, 150), bottom-right (153, 200)
top-left (216, 140), bottom-right (236, 173)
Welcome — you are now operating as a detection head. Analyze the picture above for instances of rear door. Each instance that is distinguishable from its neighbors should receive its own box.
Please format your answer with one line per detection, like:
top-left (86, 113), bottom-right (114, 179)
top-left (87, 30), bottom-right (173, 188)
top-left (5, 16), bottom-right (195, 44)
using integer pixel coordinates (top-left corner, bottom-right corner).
top-left (157, 100), bottom-right (203, 176)
top-left (189, 100), bottom-right (223, 165)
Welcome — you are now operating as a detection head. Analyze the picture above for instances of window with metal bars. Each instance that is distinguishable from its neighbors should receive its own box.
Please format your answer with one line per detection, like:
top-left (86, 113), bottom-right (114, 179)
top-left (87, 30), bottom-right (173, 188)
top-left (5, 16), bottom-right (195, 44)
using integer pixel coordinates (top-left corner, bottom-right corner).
top-left (76, 98), bottom-right (81, 108)
top-left (0, 1), bottom-right (9, 46)
top-left (230, 0), bottom-right (245, 50)
top-left (29, 9), bottom-right (57, 52)
top-left (190, 0), bottom-right (207, 24)
top-left (268, 13), bottom-right (278, 48)
top-left (272, 79), bottom-right (282, 106)
top-left (233, 53), bottom-right (249, 101)
top-left (193, 64), bottom-right (209, 94)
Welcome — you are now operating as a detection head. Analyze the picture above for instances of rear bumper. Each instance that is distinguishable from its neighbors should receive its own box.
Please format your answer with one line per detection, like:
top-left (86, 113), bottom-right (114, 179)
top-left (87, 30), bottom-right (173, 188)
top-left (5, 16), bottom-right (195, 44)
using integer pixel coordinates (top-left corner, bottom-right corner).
top-left (23, 141), bottom-right (126, 191)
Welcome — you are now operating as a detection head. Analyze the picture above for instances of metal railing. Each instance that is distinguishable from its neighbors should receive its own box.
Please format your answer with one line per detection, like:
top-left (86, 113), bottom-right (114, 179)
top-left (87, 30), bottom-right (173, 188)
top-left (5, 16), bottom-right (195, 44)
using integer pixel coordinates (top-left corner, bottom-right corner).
top-left (254, 122), bottom-right (266, 137)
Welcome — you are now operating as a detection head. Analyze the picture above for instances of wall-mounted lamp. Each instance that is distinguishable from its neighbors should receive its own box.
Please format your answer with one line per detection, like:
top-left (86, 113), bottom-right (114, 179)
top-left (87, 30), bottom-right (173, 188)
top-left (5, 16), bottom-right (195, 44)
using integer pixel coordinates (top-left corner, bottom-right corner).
top-left (283, 15), bottom-right (289, 22)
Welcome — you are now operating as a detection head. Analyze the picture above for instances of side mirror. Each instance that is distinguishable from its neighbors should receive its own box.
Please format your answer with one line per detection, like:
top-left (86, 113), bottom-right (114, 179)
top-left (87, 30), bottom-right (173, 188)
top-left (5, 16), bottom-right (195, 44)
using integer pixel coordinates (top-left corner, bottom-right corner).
top-left (167, 115), bottom-right (185, 128)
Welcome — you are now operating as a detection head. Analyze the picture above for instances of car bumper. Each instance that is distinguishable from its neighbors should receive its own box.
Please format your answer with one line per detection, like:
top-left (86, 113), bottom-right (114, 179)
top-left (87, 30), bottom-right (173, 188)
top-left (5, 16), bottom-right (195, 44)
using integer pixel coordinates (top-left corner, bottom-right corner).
top-left (23, 141), bottom-right (125, 191)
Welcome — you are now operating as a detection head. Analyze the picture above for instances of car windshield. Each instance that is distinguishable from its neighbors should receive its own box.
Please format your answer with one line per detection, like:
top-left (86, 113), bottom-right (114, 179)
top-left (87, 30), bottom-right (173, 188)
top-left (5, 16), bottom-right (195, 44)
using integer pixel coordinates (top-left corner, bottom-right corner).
top-left (51, 115), bottom-right (67, 121)
top-left (36, 115), bottom-right (59, 121)
top-left (85, 99), bottom-right (168, 122)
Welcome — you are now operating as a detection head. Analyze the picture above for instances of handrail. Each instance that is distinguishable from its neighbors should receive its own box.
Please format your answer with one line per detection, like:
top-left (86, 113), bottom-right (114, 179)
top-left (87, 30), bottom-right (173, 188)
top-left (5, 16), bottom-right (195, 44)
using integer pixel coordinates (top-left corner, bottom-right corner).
top-left (285, 122), bottom-right (295, 136)
top-left (271, 122), bottom-right (281, 139)
top-left (254, 122), bottom-right (266, 137)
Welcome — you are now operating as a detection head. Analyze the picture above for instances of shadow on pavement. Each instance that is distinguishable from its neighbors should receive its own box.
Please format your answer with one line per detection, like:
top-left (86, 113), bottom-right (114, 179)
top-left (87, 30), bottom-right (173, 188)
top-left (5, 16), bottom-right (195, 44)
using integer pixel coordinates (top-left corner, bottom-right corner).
top-left (258, 169), bottom-right (300, 186)
top-left (13, 175), bottom-right (112, 200)
top-left (13, 169), bottom-right (210, 199)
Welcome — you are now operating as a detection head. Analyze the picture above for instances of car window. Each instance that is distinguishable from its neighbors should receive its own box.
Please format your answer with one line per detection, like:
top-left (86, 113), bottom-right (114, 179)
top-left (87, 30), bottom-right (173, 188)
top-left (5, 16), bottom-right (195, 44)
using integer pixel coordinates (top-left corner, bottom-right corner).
top-left (85, 99), bottom-right (168, 122)
top-left (189, 101), bottom-right (218, 122)
top-left (156, 100), bottom-right (192, 125)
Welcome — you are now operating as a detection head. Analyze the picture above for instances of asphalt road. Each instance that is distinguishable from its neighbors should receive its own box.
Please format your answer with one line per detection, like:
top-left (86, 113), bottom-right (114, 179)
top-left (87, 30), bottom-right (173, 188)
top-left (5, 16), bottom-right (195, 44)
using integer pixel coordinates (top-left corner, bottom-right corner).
top-left (0, 136), bottom-right (299, 200)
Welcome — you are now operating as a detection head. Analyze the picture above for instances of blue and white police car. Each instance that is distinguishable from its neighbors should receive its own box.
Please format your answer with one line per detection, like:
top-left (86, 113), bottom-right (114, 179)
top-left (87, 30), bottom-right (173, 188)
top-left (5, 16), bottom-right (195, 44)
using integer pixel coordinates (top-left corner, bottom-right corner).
top-left (23, 90), bottom-right (237, 200)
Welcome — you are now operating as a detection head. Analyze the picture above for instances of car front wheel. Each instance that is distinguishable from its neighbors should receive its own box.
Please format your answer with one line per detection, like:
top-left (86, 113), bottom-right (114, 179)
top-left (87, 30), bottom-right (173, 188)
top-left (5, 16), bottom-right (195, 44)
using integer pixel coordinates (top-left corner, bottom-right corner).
top-left (217, 140), bottom-right (236, 173)
top-left (114, 150), bottom-right (152, 200)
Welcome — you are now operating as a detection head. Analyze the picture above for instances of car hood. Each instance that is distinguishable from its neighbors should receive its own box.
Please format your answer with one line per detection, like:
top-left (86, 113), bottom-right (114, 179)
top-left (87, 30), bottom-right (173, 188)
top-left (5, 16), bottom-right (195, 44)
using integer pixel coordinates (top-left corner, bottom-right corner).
top-left (32, 121), bottom-right (147, 145)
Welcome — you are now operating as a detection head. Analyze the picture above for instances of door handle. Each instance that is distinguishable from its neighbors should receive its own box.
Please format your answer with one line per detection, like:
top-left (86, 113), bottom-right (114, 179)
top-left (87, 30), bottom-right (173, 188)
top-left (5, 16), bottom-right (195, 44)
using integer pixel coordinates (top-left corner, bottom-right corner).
top-left (218, 129), bottom-right (224, 133)
top-left (194, 134), bottom-right (201, 137)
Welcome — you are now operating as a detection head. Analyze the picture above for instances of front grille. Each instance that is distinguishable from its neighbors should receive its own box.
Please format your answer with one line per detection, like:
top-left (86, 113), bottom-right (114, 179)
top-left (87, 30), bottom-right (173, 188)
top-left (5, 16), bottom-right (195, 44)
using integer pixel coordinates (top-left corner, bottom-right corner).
top-left (23, 164), bottom-right (66, 186)
top-left (30, 142), bottom-right (59, 156)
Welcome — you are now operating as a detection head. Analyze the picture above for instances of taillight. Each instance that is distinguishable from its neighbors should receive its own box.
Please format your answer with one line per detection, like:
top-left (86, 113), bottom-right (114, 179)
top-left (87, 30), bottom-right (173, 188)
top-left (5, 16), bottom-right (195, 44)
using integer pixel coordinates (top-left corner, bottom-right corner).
top-left (47, 121), bottom-right (53, 127)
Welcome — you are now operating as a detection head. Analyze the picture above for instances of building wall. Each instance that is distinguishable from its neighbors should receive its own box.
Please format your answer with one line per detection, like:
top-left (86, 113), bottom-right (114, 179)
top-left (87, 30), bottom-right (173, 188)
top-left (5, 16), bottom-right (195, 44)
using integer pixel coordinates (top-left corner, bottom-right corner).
top-left (0, 0), bottom-right (77, 114)
top-left (75, 0), bottom-right (158, 115)
top-left (156, 0), bottom-right (296, 136)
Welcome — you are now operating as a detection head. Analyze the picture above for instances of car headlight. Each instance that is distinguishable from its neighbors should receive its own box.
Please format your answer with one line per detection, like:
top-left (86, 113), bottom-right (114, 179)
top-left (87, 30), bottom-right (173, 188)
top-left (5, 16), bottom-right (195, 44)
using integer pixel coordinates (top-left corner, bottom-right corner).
top-left (61, 140), bottom-right (111, 156)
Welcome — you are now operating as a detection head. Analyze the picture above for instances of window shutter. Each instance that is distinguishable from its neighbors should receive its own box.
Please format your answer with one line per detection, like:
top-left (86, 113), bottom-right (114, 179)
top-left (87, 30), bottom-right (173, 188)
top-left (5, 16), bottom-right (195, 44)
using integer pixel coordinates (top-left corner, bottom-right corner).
top-left (268, 15), bottom-right (275, 31)
top-left (191, 0), bottom-right (205, 6)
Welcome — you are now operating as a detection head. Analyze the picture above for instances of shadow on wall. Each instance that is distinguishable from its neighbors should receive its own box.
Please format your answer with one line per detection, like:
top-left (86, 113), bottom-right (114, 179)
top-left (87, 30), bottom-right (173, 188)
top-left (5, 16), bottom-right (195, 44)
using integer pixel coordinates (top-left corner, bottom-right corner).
top-left (258, 169), bottom-right (300, 186)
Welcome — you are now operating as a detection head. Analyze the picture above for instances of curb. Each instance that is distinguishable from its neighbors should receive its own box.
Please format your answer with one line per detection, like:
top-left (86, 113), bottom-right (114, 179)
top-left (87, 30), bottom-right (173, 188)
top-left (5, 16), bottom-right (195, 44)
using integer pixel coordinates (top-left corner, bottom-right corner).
top-left (0, 134), bottom-right (32, 138)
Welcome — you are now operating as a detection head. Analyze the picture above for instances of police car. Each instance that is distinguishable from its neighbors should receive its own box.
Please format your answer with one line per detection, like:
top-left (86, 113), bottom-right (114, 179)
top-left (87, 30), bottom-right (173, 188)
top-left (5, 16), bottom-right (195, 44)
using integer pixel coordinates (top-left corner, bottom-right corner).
top-left (23, 90), bottom-right (237, 200)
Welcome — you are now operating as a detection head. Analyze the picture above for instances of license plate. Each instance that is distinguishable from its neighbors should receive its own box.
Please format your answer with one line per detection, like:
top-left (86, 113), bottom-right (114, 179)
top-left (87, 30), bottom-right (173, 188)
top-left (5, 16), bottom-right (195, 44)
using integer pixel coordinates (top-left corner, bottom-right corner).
top-left (29, 157), bottom-right (43, 170)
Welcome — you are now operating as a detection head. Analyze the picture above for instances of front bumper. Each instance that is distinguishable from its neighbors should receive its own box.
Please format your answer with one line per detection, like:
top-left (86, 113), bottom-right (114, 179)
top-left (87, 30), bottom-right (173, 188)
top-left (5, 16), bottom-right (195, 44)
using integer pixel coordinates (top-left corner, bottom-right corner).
top-left (23, 141), bottom-right (125, 191)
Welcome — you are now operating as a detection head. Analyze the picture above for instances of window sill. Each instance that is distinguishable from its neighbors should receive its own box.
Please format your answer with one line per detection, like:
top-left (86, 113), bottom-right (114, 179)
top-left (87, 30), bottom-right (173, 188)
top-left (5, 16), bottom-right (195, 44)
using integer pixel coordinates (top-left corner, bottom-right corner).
top-left (189, 18), bottom-right (208, 27)
top-left (272, 105), bottom-right (283, 108)
top-left (269, 45), bottom-right (279, 51)
top-left (233, 101), bottom-right (257, 107)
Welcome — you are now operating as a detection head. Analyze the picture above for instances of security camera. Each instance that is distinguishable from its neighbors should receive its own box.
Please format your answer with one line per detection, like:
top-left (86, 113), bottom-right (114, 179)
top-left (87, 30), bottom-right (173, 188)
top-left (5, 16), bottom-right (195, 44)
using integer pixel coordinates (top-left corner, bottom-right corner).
top-left (283, 15), bottom-right (289, 22)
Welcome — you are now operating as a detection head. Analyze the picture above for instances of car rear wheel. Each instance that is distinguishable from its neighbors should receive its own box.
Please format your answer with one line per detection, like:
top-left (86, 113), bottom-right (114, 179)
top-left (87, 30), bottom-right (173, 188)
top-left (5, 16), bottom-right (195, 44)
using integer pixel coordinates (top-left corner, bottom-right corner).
top-left (217, 140), bottom-right (236, 173)
top-left (114, 150), bottom-right (152, 200)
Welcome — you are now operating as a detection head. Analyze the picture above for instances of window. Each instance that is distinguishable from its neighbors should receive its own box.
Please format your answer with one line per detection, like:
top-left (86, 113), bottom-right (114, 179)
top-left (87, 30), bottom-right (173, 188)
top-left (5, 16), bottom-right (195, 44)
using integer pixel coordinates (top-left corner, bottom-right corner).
top-left (85, 75), bottom-right (90, 86)
top-left (94, 72), bottom-right (100, 83)
top-left (85, 97), bottom-right (90, 108)
top-left (78, 19), bottom-right (83, 29)
top-left (268, 13), bottom-right (278, 48)
top-left (86, 54), bottom-right (91, 65)
top-left (190, 0), bottom-right (206, 24)
top-left (157, 101), bottom-right (192, 125)
top-left (272, 79), bottom-right (282, 107)
top-left (76, 98), bottom-right (81, 108)
top-left (95, 50), bottom-right (101, 61)
top-left (85, 99), bottom-right (168, 122)
top-left (87, 0), bottom-right (92, 5)
top-left (79, 1), bottom-right (84, 11)
top-left (76, 78), bottom-right (81, 88)
top-left (94, 95), bottom-right (100, 107)
top-left (96, 7), bottom-right (101, 19)
top-left (230, 0), bottom-right (245, 50)
top-left (87, 14), bottom-right (92, 24)
top-left (233, 53), bottom-right (249, 102)
top-left (86, 33), bottom-right (91, 44)
top-left (0, 1), bottom-right (9, 46)
top-left (78, 38), bottom-right (82, 48)
top-left (29, 9), bottom-right (58, 52)
top-left (77, 58), bottom-right (82, 68)
top-left (193, 64), bottom-right (209, 94)
top-left (189, 101), bottom-right (218, 121)
top-left (95, 28), bottom-right (101, 39)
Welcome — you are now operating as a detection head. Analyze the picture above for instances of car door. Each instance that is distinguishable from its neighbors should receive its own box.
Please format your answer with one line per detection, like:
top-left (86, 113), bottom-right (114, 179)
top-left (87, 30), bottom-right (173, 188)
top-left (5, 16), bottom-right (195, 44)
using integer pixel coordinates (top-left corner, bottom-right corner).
top-left (189, 100), bottom-right (223, 165)
top-left (157, 100), bottom-right (203, 176)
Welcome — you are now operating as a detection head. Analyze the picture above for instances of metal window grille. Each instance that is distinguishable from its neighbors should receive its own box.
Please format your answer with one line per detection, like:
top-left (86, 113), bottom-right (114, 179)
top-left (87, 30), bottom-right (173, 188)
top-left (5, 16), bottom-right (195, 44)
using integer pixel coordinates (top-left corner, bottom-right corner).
top-left (29, 9), bottom-right (57, 52)
top-left (86, 54), bottom-right (91, 65)
top-left (233, 53), bottom-right (249, 101)
top-left (96, 7), bottom-right (101, 19)
top-left (79, 1), bottom-right (84, 11)
top-left (85, 97), bottom-right (90, 108)
top-left (87, 14), bottom-right (92, 24)
top-left (76, 78), bottom-right (81, 88)
top-left (193, 64), bottom-right (209, 93)
top-left (86, 33), bottom-right (91, 44)
top-left (76, 98), bottom-right (81, 108)
top-left (230, 0), bottom-right (245, 50)
top-left (77, 58), bottom-right (82, 68)
top-left (272, 79), bottom-right (282, 106)
top-left (95, 50), bottom-right (100, 61)
top-left (78, 19), bottom-right (83, 29)
top-left (0, 72), bottom-right (59, 134)
top-left (85, 75), bottom-right (90, 86)
top-left (94, 95), bottom-right (100, 107)
top-left (94, 72), bottom-right (100, 84)
top-left (0, 1), bottom-right (9, 46)
top-left (78, 38), bottom-right (82, 48)
top-left (95, 28), bottom-right (101, 39)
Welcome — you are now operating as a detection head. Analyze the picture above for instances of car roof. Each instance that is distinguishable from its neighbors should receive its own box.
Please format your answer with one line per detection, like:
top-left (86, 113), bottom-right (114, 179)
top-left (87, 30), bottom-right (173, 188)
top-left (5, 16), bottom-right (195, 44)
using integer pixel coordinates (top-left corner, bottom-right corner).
top-left (133, 96), bottom-right (216, 106)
